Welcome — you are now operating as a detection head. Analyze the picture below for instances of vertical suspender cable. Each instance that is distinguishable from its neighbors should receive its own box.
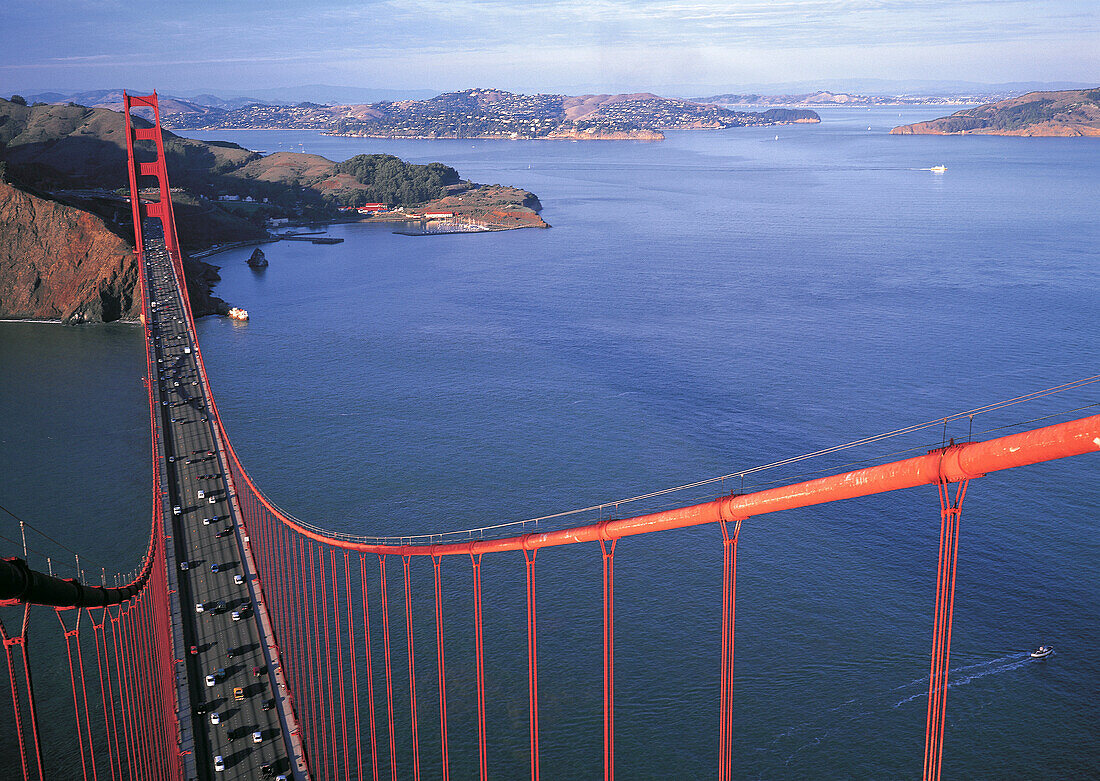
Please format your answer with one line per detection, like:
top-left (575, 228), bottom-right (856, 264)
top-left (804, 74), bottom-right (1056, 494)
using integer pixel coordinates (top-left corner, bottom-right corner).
top-left (600, 539), bottom-right (617, 781)
top-left (89, 609), bottom-right (118, 780)
top-left (433, 555), bottom-right (450, 781)
top-left (345, 552), bottom-right (364, 781)
top-left (360, 554), bottom-right (380, 781)
top-left (718, 518), bottom-right (742, 781)
top-left (311, 541), bottom-right (329, 773)
top-left (323, 544), bottom-right (338, 777)
top-left (471, 552), bottom-right (488, 780)
top-left (109, 609), bottom-right (134, 781)
top-left (523, 548), bottom-right (540, 781)
top-left (57, 610), bottom-right (89, 781)
top-left (379, 553), bottom-right (398, 781)
top-left (332, 548), bottom-right (350, 781)
top-left (74, 611), bottom-right (100, 781)
top-left (922, 479), bottom-right (968, 781)
top-left (303, 536), bottom-right (319, 762)
top-left (403, 556), bottom-right (421, 781)
top-left (1, 609), bottom-right (33, 781)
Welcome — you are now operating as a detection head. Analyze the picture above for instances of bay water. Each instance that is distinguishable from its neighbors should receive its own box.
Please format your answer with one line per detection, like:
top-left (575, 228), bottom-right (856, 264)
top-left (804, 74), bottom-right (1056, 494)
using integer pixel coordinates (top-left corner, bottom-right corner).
top-left (2, 107), bottom-right (1097, 778)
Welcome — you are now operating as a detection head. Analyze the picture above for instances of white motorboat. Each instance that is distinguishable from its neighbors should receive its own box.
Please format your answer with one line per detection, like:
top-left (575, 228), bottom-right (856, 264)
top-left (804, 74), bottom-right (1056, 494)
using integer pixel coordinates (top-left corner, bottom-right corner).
top-left (1030, 645), bottom-right (1054, 659)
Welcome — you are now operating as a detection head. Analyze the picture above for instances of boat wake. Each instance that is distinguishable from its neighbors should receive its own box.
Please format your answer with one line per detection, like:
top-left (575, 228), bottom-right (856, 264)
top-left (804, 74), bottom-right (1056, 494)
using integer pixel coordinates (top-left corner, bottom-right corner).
top-left (892, 652), bottom-right (1033, 707)
top-left (761, 652), bottom-right (1039, 769)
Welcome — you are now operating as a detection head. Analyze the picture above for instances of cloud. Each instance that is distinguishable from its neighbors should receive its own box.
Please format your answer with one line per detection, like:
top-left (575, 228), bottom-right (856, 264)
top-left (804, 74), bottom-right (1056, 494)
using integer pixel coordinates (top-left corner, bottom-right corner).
top-left (0, 0), bottom-right (1096, 89)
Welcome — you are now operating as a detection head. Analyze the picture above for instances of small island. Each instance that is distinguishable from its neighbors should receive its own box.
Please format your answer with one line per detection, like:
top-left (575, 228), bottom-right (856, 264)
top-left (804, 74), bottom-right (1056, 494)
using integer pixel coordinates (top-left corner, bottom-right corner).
top-left (891, 88), bottom-right (1100, 137)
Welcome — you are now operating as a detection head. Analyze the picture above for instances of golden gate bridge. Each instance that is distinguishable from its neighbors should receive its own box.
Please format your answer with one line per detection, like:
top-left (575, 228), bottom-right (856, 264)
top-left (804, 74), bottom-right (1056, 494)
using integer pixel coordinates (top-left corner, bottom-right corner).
top-left (0, 92), bottom-right (1097, 780)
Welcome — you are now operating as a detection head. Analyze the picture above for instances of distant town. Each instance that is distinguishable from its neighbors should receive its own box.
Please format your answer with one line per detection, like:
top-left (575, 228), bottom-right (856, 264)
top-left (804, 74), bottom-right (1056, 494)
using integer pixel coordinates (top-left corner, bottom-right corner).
top-left (146, 89), bottom-right (822, 140)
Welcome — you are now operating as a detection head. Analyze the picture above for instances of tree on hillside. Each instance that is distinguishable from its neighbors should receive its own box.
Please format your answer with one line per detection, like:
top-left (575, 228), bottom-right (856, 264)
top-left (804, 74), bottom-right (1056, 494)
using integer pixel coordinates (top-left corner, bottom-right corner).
top-left (332, 154), bottom-right (460, 205)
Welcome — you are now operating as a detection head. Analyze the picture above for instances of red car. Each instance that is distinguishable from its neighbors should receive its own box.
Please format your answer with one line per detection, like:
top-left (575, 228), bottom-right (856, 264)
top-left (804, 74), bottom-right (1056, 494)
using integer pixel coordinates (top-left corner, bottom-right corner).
top-left (190, 645), bottom-right (198, 655)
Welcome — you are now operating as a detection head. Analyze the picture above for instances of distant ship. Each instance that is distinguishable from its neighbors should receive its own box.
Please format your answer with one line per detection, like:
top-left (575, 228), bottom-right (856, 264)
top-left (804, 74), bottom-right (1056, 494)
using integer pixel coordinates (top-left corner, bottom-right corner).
top-left (246, 248), bottom-right (269, 268)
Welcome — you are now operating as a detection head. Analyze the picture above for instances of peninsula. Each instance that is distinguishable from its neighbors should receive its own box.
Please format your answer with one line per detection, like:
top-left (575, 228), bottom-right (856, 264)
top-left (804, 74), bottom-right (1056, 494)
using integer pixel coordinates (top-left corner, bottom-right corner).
top-left (890, 88), bottom-right (1100, 136)
top-left (0, 96), bottom-right (546, 323)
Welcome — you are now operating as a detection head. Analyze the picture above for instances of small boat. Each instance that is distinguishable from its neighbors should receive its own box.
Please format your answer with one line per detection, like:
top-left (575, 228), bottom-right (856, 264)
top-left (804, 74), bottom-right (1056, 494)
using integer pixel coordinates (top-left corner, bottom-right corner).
top-left (1030, 645), bottom-right (1054, 659)
top-left (928, 165), bottom-right (947, 173)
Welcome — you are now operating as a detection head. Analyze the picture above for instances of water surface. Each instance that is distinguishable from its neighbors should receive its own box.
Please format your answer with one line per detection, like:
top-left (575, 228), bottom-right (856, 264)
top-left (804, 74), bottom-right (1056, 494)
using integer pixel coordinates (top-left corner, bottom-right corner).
top-left (2, 107), bottom-right (1097, 778)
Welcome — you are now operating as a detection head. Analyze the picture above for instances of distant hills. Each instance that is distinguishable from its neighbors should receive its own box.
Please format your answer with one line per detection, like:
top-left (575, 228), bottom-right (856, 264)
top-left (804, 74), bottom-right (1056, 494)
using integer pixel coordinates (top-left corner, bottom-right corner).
top-left (16, 88), bottom-right (821, 139)
top-left (695, 91), bottom-right (988, 107)
top-left (891, 88), bottom-right (1100, 136)
top-left (131, 88), bottom-right (819, 139)
top-left (23, 85), bottom-right (440, 109)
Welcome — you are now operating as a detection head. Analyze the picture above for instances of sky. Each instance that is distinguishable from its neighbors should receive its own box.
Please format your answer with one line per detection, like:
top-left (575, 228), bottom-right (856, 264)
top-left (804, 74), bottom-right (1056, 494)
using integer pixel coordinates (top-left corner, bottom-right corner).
top-left (1, 0), bottom-right (1097, 95)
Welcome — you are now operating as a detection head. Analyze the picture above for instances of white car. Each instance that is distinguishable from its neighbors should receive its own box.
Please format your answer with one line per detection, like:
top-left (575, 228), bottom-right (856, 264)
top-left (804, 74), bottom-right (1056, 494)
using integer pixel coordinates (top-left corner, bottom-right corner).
top-left (213, 755), bottom-right (224, 772)
top-left (234, 574), bottom-right (245, 585)
top-left (210, 712), bottom-right (220, 725)
top-left (197, 490), bottom-right (205, 500)
top-left (203, 517), bottom-right (212, 526)
top-left (179, 561), bottom-right (189, 571)
top-left (195, 602), bottom-right (204, 613)
top-left (252, 731), bottom-right (262, 744)
top-left (205, 674), bottom-right (216, 687)
top-left (209, 497), bottom-right (217, 504)
top-left (172, 505), bottom-right (181, 515)
top-left (231, 611), bottom-right (241, 622)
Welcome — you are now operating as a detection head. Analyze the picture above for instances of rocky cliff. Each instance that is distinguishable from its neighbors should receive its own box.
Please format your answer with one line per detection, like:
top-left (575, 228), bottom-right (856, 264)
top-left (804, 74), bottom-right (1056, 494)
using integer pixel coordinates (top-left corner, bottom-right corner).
top-left (0, 180), bottom-right (138, 322)
top-left (0, 181), bottom-right (227, 323)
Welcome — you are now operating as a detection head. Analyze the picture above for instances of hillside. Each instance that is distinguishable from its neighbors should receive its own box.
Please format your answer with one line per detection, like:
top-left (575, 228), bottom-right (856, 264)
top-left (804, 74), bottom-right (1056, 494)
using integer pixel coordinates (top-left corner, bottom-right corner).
top-left (0, 179), bottom-right (228, 322)
top-left (0, 97), bottom-right (543, 228)
top-left (890, 89), bottom-right (1100, 136)
top-left (0, 97), bottom-right (547, 320)
top-left (156, 88), bottom-right (819, 139)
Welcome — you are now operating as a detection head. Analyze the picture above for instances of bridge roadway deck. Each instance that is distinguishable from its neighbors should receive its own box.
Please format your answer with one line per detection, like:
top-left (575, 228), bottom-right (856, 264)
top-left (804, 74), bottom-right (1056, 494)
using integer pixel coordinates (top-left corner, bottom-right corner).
top-left (141, 223), bottom-right (303, 780)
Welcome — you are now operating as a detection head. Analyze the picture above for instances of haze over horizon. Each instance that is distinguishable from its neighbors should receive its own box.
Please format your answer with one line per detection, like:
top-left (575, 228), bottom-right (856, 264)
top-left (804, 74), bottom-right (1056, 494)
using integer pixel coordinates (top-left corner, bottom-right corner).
top-left (1, 0), bottom-right (1097, 96)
